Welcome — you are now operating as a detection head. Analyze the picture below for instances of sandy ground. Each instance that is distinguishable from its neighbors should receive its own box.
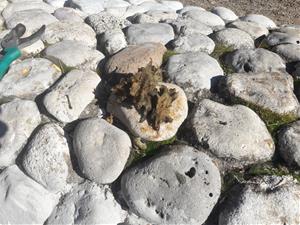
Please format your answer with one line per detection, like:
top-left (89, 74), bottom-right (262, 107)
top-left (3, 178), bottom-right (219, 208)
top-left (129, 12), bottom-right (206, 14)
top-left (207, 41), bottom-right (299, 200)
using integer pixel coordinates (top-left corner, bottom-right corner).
top-left (180, 0), bottom-right (300, 25)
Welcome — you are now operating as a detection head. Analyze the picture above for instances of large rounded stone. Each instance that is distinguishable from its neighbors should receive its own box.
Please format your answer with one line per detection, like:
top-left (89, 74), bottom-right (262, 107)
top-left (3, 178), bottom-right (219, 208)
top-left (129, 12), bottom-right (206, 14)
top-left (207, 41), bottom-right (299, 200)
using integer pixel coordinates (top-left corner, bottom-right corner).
top-left (121, 145), bottom-right (221, 224)
top-left (99, 29), bottom-right (127, 55)
top-left (53, 7), bottom-right (85, 22)
top-left (105, 43), bottom-right (166, 74)
top-left (211, 6), bottom-right (238, 24)
top-left (73, 118), bottom-right (131, 184)
top-left (272, 44), bottom-right (300, 63)
top-left (266, 31), bottom-right (300, 46)
top-left (182, 10), bottom-right (225, 29)
top-left (68, 0), bottom-right (104, 14)
top-left (240, 14), bottom-right (277, 29)
top-left (133, 10), bottom-right (178, 24)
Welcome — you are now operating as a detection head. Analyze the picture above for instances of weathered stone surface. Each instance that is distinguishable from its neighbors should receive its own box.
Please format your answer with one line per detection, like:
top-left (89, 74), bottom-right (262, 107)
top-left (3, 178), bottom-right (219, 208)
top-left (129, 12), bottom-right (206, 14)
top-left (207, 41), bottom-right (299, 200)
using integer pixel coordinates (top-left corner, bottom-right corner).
top-left (0, 58), bottom-right (62, 100)
top-left (21, 123), bottom-right (76, 193)
top-left (125, 23), bottom-right (174, 45)
top-left (42, 21), bottom-right (97, 48)
top-left (219, 176), bottom-right (300, 225)
top-left (137, 1), bottom-right (180, 12)
top-left (225, 72), bottom-right (299, 115)
top-left (73, 118), bottom-right (131, 184)
top-left (210, 28), bottom-right (254, 50)
top-left (182, 10), bottom-right (225, 29)
top-left (121, 145), bottom-right (221, 224)
top-left (189, 99), bottom-right (274, 165)
top-left (85, 12), bottom-right (131, 35)
top-left (0, 99), bottom-right (41, 168)
top-left (272, 44), bottom-right (300, 63)
top-left (68, 0), bottom-right (104, 14)
top-left (240, 14), bottom-right (277, 29)
top-left (46, 181), bottom-right (127, 224)
top-left (178, 5), bottom-right (205, 14)
top-left (43, 69), bottom-right (100, 123)
top-left (170, 33), bottom-right (215, 54)
top-left (99, 29), bottom-right (127, 55)
top-left (133, 10), bottom-right (178, 24)
top-left (224, 48), bottom-right (285, 73)
top-left (211, 6), bottom-right (238, 23)
top-left (107, 83), bottom-right (188, 142)
top-left (53, 7), bottom-right (85, 22)
top-left (44, 40), bottom-right (105, 71)
top-left (227, 20), bottom-right (269, 39)
top-left (105, 43), bottom-right (166, 74)
top-left (278, 121), bottom-right (300, 167)
top-left (0, 165), bottom-right (58, 224)
top-left (266, 31), bottom-right (300, 46)
top-left (165, 52), bottom-right (223, 102)
top-left (45, 0), bottom-right (67, 8)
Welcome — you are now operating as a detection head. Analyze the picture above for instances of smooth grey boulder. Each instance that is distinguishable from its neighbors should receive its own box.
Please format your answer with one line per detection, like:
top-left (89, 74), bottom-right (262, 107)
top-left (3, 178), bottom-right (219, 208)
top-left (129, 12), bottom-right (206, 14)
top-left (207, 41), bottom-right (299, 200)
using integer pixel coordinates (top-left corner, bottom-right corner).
top-left (219, 176), bottom-right (300, 225)
top-left (0, 99), bottom-right (41, 168)
top-left (278, 121), bottom-right (300, 167)
top-left (266, 31), bottom-right (300, 46)
top-left (42, 21), bottom-right (97, 48)
top-left (44, 40), bottom-right (105, 71)
top-left (171, 33), bottom-right (215, 54)
top-left (53, 7), bottom-right (85, 22)
top-left (240, 14), bottom-right (277, 29)
top-left (272, 44), bottom-right (300, 63)
top-left (182, 10), bottom-right (225, 29)
top-left (121, 145), bottom-right (221, 225)
top-left (210, 28), bottom-right (254, 50)
top-left (73, 118), bottom-right (131, 184)
top-left (137, 1), bottom-right (180, 12)
top-left (227, 20), bottom-right (269, 40)
top-left (85, 12), bottom-right (131, 35)
top-left (43, 69), bottom-right (100, 123)
top-left (225, 72), bottom-right (299, 115)
top-left (68, 0), bottom-right (104, 14)
top-left (165, 52), bottom-right (223, 102)
top-left (159, 0), bottom-right (183, 11)
top-left (99, 29), bottom-right (127, 55)
top-left (0, 165), bottom-right (59, 224)
top-left (133, 10), bottom-right (178, 24)
top-left (0, 58), bottom-right (62, 100)
top-left (125, 23), bottom-right (174, 45)
top-left (46, 181), bottom-right (127, 224)
top-left (21, 123), bottom-right (77, 193)
top-left (178, 5), bottom-right (205, 14)
top-left (45, 0), bottom-right (67, 8)
top-left (224, 48), bottom-right (286, 73)
top-left (211, 6), bottom-right (238, 24)
top-left (189, 99), bottom-right (274, 166)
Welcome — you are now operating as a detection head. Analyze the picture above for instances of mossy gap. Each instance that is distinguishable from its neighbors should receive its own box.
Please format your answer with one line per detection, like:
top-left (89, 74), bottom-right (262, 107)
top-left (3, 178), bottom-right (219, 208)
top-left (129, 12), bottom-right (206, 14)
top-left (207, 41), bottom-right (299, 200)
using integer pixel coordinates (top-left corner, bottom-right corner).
top-left (210, 44), bottom-right (235, 75)
top-left (162, 50), bottom-right (178, 65)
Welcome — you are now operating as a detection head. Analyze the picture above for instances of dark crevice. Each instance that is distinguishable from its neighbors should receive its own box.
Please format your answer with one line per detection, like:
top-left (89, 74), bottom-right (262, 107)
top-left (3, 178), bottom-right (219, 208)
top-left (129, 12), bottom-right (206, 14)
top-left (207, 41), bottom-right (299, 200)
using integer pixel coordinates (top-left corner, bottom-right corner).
top-left (185, 167), bottom-right (196, 178)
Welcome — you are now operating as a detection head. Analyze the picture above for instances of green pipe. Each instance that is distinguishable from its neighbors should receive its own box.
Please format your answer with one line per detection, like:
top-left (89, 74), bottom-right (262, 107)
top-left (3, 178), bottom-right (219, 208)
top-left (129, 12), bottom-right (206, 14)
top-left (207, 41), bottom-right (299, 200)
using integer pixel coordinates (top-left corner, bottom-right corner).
top-left (0, 47), bottom-right (21, 80)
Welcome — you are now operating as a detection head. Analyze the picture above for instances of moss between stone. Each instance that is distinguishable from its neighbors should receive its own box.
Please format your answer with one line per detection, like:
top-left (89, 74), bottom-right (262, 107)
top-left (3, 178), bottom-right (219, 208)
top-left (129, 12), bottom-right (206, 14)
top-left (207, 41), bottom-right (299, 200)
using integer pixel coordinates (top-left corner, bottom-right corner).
top-left (162, 50), bottom-right (178, 64)
top-left (210, 44), bottom-right (235, 75)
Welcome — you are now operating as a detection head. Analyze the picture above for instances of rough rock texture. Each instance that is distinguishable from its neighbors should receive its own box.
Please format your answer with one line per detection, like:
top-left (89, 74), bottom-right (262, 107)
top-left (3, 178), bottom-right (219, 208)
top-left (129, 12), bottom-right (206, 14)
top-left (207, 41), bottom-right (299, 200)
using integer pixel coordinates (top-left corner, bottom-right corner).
top-left (266, 31), bottom-right (300, 46)
top-left (43, 69), bottom-right (100, 123)
top-left (0, 99), bottom-right (41, 168)
top-left (121, 145), bottom-right (221, 225)
top-left (240, 14), bottom-right (277, 29)
top-left (99, 29), bottom-right (127, 55)
top-left (133, 10), bottom-right (178, 24)
top-left (272, 44), bottom-right (300, 63)
top-left (219, 176), bottom-right (300, 225)
top-left (189, 99), bottom-right (274, 166)
top-left (73, 118), bottom-right (131, 184)
top-left (165, 52), bottom-right (223, 102)
top-left (105, 43), bottom-right (166, 74)
top-left (225, 72), bottom-right (299, 115)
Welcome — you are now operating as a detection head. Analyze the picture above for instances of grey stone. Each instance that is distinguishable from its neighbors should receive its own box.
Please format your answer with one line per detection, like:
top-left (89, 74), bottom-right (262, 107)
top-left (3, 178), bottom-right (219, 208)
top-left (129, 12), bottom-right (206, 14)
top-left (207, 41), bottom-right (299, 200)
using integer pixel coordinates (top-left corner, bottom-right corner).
top-left (178, 5), bottom-right (206, 14)
top-left (225, 72), bottom-right (299, 115)
top-left (165, 52), bottom-right (223, 102)
top-left (44, 40), bottom-right (105, 71)
top-left (266, 31), bottom-right (300, 46)
top-left (171, 33), bottom-right (215, 54)
top-left (121, 145), bottom-right (221, 224)
top-left (46, 181), bottom-right (127, 224)
top-left (272, 44), bottom-right (300, 63)
top-left (240, 14), bottom-right (277, 29)
top-left (133, 10), bottom-right (178, 24)
top-left (42, 21), bottom-right (97, 48)
top-left (210, 28), bottom-right (254, 50)
top-left (182, 10), bottom-right (225, 29)
top-left (126, 0), bottom-right (154, 4)
top-left (278, 121), bottom-right (300, 167)
top-left (0, 58), bottom-right (62, 100)
top-left (85, 12), bottom-right (131, 35)
top-left (21, 123), bottom-right (76, 193)
top-left (125, 23), bottom-right (174, 45)
top-left (227, 20), bottom-right (269, 39)
top-left (53, 7), bottom-right (85, 22)
top-left (68, 0), bottom-right (104, 14)
top-left (107, 83), bottom-right (188, 142)
top-left (137, 1), bottom-right (180, 12)
top-left (0, 99), bottom-right (41, 168)
top-left (224, 48), bottom-right (286, 73)
top-left (189, 99), bottom-right (274, 165)
top-left (43, 69), bottom-right (100, 123)
top-left (219, 176), bottom-right (300, 225)
top-left (211, 6), bottom-right (238, 23)
top-left (100, 29), bottom-right (127, 55)
top-left (0, 165), bottom-right (58, 224)
top-left (45, 0), bottom-right (67, 8)
top-left (276, 25), bottom-right (300, 36)
top-left (159, 1), bottom-right (183, 11)
top-left (121, 213), bottom-right (151, 225)
top-left (73, 118), bottom-right (131, 184)
top-left (101, 0), bottom-right (131, 8)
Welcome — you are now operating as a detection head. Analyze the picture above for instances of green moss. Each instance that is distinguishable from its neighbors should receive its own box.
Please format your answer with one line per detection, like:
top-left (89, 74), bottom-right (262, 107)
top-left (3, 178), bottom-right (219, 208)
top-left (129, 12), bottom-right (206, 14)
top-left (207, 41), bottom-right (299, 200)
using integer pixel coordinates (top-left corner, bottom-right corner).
top-left (162, 50), bottom-right (178, 64)
top-left (210, 44), bottom-right (235, 75)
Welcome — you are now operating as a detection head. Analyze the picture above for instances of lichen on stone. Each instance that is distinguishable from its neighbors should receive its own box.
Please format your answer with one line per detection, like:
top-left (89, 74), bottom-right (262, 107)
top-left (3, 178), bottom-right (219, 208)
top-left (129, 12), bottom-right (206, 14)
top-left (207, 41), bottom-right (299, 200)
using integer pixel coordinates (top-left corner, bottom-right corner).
top-left (112, 63), bottom-right (178, 131)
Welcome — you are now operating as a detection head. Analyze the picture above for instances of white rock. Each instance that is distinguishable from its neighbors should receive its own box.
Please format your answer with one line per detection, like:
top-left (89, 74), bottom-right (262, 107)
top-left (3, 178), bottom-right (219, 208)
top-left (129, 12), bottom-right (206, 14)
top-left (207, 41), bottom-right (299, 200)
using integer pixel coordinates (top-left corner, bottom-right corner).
top-left (45, 0), bottom-right (67, 8)
top-left (0, 99), bottom-right (41, 168)
top-left (182, 10), bottom-right (225, 29)
top-left (21, 123), bottom-right (76, 193)
top-left (73, 118), bottom-right (131, 184)
top-left (43, 69), bottom-right (100, 123)
top-left (21, 40), bottom-right (45, 56)
top-left (53, 7), bottom-right (84, 22)
top-left (102, 0), bottom-right (130, 8)
top-left (0, 58), bottom-right (62, 100)
top-left (126, 0), bottom-right (155, 4)
top-left (44, 40), bottom-right (105, 71)
top-left (240, 14), bottom-right (277, 29)
top-left (272, 44), bottom-right (300, 63)
top-left (266, 31), bottom-right (300, 46)
top-left (211, 6), bottom-right (238, 23)
top-left (42, 21), bottom-right (97, 48)
top-left (0, 0), bottom-right (8, 12)
top-left (137, 1), bottom-right (177, 12)
top-left (100, 29), bottom-right (127, 55)
top-left (68, 0), bottom-right (104, 14)
top-left (227, 20), bottom-right (269, 39)
top-left (133, 10), bottom-right (178, 24)
top-left (160, 1), bottom-right (183, 11)
top-left (46, 181), bottom-right (127, 224)
top-left (178, 5), bottom-right (206, 14)
top-left (0, 165), bottom-right (58, 224)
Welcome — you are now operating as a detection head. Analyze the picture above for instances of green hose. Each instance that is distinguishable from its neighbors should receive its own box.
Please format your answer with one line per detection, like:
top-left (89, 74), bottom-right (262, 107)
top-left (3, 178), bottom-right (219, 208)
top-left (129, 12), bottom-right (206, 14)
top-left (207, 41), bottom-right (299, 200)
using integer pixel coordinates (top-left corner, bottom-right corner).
top-left (0, 47), bottom-right (21, 80)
